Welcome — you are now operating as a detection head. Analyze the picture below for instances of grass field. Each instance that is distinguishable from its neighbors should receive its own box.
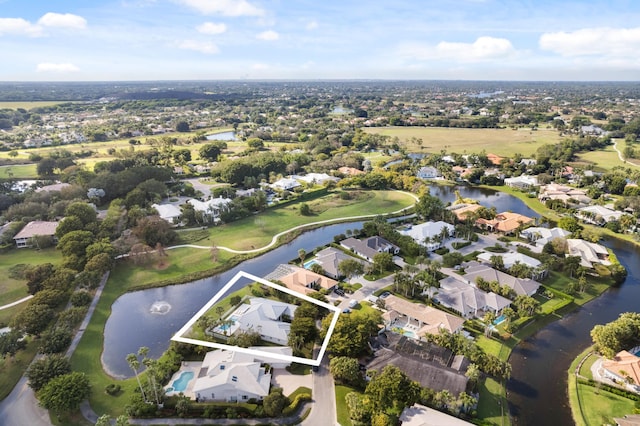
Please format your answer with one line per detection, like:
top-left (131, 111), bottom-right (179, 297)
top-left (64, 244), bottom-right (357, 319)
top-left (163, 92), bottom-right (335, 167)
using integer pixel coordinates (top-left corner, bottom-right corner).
top-left (0, 164), bottom-right (38, 179)
top-left (573, 143), bottom-right (640, 172)
top-left (0, 338), bottom-right (40, 401)
top-left (569, 347), bottom-right (638, 426)
top-left (335, 384), bottom-right (359, 426)
top-left (364, 126), bottom-right (562, 157)
top-left (0, 101), bottom-right (66, 110)
top-left (0, 248), bottom-right (62, 308)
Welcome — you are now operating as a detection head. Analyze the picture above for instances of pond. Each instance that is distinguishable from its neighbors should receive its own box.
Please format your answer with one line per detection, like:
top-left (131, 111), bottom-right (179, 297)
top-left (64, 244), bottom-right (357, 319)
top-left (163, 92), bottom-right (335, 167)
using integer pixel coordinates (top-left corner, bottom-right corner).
top-left (205, 131), bottom-right (237, 141)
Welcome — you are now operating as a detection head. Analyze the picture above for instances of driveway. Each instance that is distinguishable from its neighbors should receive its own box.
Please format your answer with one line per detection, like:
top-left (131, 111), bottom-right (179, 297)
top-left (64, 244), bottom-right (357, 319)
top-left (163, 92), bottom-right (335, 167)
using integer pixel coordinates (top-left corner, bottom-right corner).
top-left (302, 350), bottom-right (337, 426)
top-left (271, 368), bottom-right (312, 396)
top-left (0, 376), bottom-right (51, 426)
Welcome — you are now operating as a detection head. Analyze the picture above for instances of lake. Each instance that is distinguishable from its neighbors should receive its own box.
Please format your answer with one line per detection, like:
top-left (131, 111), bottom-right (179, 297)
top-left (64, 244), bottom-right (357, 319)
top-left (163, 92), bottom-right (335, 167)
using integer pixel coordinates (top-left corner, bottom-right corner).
top-left (205, 131), bottom-right (237, 141)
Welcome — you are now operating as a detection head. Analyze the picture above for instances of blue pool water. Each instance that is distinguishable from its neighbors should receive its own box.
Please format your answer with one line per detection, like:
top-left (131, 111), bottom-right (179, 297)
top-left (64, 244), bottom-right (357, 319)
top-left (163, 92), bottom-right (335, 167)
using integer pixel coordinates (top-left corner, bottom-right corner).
top-left (303, 259), bottom-right (319, 269)
top-left (171, 371), bottom-right (194, 392)
top-left (493, 314), bottom-right (507, 325)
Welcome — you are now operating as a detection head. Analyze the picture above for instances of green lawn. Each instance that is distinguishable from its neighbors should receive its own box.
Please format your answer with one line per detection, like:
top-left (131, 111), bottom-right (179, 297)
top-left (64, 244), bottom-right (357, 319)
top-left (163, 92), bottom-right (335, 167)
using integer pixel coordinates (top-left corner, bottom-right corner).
top-left (336, 384), bottom-right (360, 426)
top-left (0, 248), bottom-right (62, 307)
top-left (198, 189), bottom-right (415, 252)
top-left (477, 377), bottom-right (506, 424)
top-left (574, 143), bottom-right (640, 172)
top-left (0, 164), bottom-right (38, 179)
top-left (0, 337), bottom-right (40, 401)
top-left (365, 126), bottom-right (562, 158)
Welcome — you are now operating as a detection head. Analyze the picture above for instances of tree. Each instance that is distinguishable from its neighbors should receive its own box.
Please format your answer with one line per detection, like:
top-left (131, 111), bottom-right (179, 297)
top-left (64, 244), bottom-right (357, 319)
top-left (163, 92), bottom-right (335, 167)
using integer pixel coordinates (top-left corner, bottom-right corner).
top-left (513, 295), bottom-right (540, 317)
top-left (25, 263), bottom-right (55, 295)
top-left (198, 143), bottom-right (223, 161)
top-left (329, 356), bottom-right (363, 387)
top-left (442, 251), bottom-right (464, 268)
top-left (26, 354), bottom-right (71, 392)
top-left (0, 329), bottom-right (27, 359)
top-left (591, 312), bottom-right (640, 358)
top-left (564, 255), bottom-right (582, 278)
top-left (346, 392), bottom-right (372, 424)
top-left (490, 254), bottom-right (505, 270)
top-left (338, 259), bottom-right (365, 280)
top-left (298, 248), bottom-right (306, 266)
top-left (132, 216), bottom-right (177, 247)
top-left (322, 310), bottom-right (382, 357)
top-left (38, 372), bottom-right (91, 413)
top-left (40, 328), bottom-right (72, 354)
top-left (126, 353), bottom-right (147, 402)
top-left (372, 252), bottom-right (394, 275)
top-left (288, 316), bottom-right (317, 349)
top-left (299, 202), bottom-right (312, 216)
top-left (64, 202), bottom-right (97, 227)
top-left (263, 387), bottom-right (289, 417)
top-left (175, 121), bottom-right (190, 132)
top-left (12, 303), bottom-right (54, 336)
top-left (365, 365), bottom-right (421, 413)
top-left (558, 217), bottom-right (582, 234)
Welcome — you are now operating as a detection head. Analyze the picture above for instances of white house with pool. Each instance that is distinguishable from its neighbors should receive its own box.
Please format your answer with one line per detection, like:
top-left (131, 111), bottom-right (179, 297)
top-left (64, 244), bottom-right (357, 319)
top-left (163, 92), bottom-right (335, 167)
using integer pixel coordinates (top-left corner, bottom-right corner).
top-left (165, 347), bottom-right (293, 401)
top-left (212, 297), bottom-right (297, 345)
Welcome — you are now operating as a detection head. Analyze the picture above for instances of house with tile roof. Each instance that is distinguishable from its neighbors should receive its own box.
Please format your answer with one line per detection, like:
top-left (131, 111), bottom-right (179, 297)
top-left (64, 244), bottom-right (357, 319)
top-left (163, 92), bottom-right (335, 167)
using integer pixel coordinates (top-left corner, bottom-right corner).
top-left (381, 295), bottom-right (464, 337)
top-left (340, 236), bottom-right (400, 262)
top-left (435, 276), bottom-right (511, 319)
top-left (602, 350), bottom-right (640, 393)
top-left (448, 203), bottom-right (483, 222)
top-left (566, 239), bottom-right (611, 268)
top-left (13, 221), bottom-right (59, 248)
top-left (463, 263), bottom-right (540, 297)
top-left (475, 212), bottom-right (534, 235)
top-left (276, 265), bottom-right (338, 295)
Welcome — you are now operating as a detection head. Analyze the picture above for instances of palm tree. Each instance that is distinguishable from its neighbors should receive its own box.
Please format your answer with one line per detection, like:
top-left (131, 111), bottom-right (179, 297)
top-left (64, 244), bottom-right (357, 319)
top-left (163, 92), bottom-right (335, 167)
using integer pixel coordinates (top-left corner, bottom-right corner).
top-left (298, 248), bottom-right (306, 266)
top-left (126, 353), bottom-right (147, 402)
top-left (139, 347), bottom-right (161, 406)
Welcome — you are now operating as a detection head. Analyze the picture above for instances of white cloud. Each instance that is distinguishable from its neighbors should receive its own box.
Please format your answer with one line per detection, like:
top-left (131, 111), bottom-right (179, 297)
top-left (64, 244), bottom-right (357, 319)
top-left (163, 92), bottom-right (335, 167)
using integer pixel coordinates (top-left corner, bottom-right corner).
top-left (176, 39), bottom-right (219, 54)
top-left (196, 22), bottom-right (227, 34)
top-left (399, 36), bottom-right (516, 62)
top-left (539, 27), bottom-right (640, 57)
top-left (178, 0), bottom-right (264, 16)
top-left (0, 17), bottom-right (42, 37)
top-left (252, 63), bottom-right (269, 70)
top-left (256, 30), bottom-right (279, 41)
top-left (36, 63), bottom-right (80, 72)
top-left (37, 13), bottom-right (87, 29)
top-left (306, 20), bottom-right (318, 31)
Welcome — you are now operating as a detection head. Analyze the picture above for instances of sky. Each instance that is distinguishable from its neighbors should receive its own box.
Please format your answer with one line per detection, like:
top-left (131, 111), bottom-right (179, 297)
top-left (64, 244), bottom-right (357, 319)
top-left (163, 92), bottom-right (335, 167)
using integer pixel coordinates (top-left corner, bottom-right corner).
top-left (1, 0), bottom-right (640, 81)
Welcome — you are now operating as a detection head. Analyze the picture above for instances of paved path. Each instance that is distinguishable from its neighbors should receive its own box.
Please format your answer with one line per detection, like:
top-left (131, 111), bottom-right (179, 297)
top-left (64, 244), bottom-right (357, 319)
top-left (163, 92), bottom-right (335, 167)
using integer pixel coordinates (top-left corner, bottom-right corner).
top-left (0, 294), bottom-right (33, 311)
top-left (612, 139), bottom-right (640, 167)
top-left (303, 349), bottom-right (337, 426)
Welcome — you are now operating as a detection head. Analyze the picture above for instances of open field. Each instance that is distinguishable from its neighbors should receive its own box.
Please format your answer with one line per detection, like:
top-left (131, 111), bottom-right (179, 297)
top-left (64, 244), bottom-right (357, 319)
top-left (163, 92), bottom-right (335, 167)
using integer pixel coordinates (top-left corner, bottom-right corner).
top-left (0, 101), bottom-right (66, 110)
top-left (0, 164), bottom-right (38, 179)
top-left (364, 126), bottom-right (563, 157)
top-left (573, 143), bottom-right (640, 172)
top-left (0, 248), bottom-right (62, 307)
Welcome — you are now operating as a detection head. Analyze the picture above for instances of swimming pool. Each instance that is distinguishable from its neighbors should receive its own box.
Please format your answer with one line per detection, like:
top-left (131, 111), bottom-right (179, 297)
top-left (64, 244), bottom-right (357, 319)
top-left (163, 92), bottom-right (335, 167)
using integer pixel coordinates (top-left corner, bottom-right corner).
top-left (303, 259), bottom-right (319, 269)
top-left (171, 371), bottom-right (194, 392)
top-left (493, 314), bottom-right (507, 325)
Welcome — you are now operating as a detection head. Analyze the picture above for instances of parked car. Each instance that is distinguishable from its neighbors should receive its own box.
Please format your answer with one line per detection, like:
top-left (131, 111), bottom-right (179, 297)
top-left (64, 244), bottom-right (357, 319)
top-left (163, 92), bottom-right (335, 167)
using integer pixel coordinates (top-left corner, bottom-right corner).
top-left (379, 291), bottom-right (390, 299)
top-left (348, 299), bottom-right (358, 308)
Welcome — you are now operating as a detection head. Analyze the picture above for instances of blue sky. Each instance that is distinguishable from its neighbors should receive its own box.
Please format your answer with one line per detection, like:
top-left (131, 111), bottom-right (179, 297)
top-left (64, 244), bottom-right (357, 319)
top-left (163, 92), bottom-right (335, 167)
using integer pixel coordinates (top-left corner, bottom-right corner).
top-left (1, 0), bottom-right (639, 81)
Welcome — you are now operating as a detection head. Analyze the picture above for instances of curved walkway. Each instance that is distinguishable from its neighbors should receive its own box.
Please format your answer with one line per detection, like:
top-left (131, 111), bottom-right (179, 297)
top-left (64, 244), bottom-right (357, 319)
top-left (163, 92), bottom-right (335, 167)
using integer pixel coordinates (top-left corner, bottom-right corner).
top-left (0, 294), bottom-right (33, 311)
top-left (612, 139), bottom-right (640, 167)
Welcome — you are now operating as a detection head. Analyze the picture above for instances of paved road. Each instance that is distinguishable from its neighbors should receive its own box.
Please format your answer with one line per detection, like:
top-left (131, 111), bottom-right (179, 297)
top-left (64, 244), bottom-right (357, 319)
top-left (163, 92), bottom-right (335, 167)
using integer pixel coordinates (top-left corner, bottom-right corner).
top-left (303, 350), bottom-right (337, 426)
top-left (0, 376), bottom-right (51, 426)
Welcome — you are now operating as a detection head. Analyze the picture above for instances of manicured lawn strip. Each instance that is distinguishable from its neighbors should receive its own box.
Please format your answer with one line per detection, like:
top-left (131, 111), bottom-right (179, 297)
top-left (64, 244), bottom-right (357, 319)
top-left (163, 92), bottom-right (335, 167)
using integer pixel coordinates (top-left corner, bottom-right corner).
top-left (335, 384), bottom-right (359, 426)
top-left (202, 190), bottom-right (415, 252)
top-left (0, 248), bottom-right (62, 306)
top-left (287, 386), bottom-right (312, 399)
top-left (568, 346), bottom-right (638, 426)
top-left (0, 338), bottom-right (40, 401)
top-left (365, 127), bottom-right (562, 158)
top-left (544, 272), bottom-right (611, 306)
top-left (0, 164), bottom-right (38, 178)
top-left (477, 377), bottom-right (506, 424)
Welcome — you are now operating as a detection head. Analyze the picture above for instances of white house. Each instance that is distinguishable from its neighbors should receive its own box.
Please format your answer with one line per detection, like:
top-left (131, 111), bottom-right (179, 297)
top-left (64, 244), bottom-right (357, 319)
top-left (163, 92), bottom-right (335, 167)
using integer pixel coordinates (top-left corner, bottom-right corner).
top-left (576, 205), bottom-right (624, 225)
top-left (192, 349), bottom-right (273, 402)
top-left (504, 175), bottom-right (538, 190)
top-left (152, 203), bottom-right (182, 224)
top-left (476, 251), bottom-right (546, 279)
top-left (434, 276), bottom-right (511, 319)
top-left (520, 227), bottom-right (571, 247)
top-left (271, 177), bottom-right (301, 191)
top-left (222, 298), bottom-right (298, 345)
top-left (294, 173), bottom-right (339, 185)
top-left (566, 239), bottom-right (611, 268)
top-left (399, 221), bottom-right (455, 252)
top-left (416, 166), bottom-right (441, 180)
top-left (187, 197), bottom-right (232, 223)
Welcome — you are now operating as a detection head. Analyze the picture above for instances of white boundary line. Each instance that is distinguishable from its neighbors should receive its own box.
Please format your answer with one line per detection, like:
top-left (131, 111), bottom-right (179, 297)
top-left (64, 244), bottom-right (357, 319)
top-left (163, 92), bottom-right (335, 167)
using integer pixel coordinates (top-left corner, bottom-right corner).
top-left (171, 270), bottom-right (341, 366)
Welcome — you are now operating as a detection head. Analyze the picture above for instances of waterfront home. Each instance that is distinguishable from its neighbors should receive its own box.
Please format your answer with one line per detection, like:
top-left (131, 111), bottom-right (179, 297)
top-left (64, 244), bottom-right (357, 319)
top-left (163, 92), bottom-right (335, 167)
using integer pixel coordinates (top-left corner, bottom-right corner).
top-left (435, 276), bottom-right (511, 319)
top-left (448, 203), bottom-right (483, 222)
top-left (191, 348), bottom-right (293, 402)
top-left (340, 236), bottom-right (400, 262)
top-left (400, 404), bottom-right (476, 426)
top-left (399, 221), bottom-right (455, 252)
top-left (475, 212), bottom-right (534, 235)
top-left (187, 197), bottom-right (232, 223)
top-left (308, 247), bottom-right (368, 279)
top-left (416, 166), bottom-right (441, 180)
top-left (566, 239), bottom-right (611, 268)
top-left (538, 183), bottom-right (591, 206)
top-left (273, 265), bottom-right (338, 294)
top-left (221, 298), bottom-right (297, 345)
top-left (381, 295), bottom-right (464, 337)
top-left (476, 251), bottom-right (547, 280)
top-left (576, 205), bottom-right (624, 226)
top-left (602, 350), bottom-right (640, 393)
top-left (504, 175), bottom-right (538, 190)
top-left (520, 226), bottom-right (571, 247)
top-left (463, 262), bottom-right (541, 297)
top-left (13, 220), bottom-right (59, 248)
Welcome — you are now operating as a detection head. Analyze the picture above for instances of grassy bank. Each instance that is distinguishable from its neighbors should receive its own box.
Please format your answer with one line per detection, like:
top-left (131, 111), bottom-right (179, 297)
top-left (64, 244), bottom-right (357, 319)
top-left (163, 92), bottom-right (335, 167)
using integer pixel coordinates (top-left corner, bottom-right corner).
top-left (569, 346), bottom-right (638, 426)
top-left (0, 247), bottom-right (62, 307)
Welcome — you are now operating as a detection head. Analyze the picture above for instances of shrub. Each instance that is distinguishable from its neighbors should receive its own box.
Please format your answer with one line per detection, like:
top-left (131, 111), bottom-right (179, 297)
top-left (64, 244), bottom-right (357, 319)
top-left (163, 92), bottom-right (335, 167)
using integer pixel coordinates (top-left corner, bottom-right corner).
top-left (282, 393), bottom-right (311, 416)
top-left (105, 383), bottom-right (121, 395)
top-left (70, 291), bottom-right (92, 307)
